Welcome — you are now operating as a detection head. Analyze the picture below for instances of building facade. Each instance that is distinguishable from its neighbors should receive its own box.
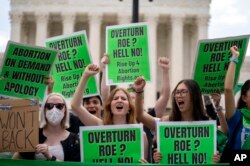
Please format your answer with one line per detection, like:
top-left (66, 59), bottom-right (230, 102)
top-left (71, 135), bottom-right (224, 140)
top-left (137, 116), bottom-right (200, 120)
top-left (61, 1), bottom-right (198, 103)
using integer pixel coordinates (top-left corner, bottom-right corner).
top-left (8, 0), bottom-right (212, 109)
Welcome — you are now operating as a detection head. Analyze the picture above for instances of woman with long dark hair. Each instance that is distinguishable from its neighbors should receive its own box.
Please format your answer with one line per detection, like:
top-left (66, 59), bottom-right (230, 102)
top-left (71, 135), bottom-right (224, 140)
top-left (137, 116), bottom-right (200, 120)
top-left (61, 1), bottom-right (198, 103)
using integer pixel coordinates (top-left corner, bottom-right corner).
top-left (134, 76), bottom-right (221, 163)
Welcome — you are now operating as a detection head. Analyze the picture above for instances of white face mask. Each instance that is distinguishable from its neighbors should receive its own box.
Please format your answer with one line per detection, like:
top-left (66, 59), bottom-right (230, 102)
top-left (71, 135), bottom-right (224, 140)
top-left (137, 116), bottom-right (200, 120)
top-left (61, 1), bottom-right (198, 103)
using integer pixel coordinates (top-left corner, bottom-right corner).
top-left (46, 107), bottom-right (64, 126)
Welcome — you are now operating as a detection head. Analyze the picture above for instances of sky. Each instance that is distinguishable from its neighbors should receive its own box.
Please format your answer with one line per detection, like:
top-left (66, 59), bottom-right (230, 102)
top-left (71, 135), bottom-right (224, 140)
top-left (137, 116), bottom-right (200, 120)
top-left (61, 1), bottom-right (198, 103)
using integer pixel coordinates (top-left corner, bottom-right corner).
top-left (0, 0), bottom-right (250, 55)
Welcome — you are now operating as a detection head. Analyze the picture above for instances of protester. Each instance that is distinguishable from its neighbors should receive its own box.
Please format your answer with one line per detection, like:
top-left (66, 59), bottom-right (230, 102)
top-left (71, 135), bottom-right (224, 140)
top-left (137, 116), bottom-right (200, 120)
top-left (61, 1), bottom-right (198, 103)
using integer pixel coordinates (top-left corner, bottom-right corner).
top-left (100, 54), bottom-right (170, 118)
top-left (12, 93), bottom-right (80, 161)
top-left (68, 95), bottom-right (103, 135)
top-left (44, 76), bottom-right (103, 135)
top-left (100, 54), bottom-right (170, 162)
top-left (71, 64), bottom-right (148, 161)
top-left (221, 45), bottom-right (250, 162)
top-left (134, 77), bottom-right (221, 163)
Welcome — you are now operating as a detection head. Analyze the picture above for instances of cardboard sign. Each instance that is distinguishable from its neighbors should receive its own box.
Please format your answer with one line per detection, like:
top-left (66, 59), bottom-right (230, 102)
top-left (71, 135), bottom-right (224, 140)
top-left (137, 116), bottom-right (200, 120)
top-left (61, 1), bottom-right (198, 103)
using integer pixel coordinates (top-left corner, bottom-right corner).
top-left (106, 23), bottom-right (151, 85)
top-left (45, 31), bottom-right (99, 99)
top-left (0, 41), bottom-right (58, 101)
top-left (80, 124), bottom-right (144, 164)
top-left (0, 99), bottom-right (39, 152)
top-left (157, 121), bottom-right (216, 165)
top-left (193, 35), bottom-right (249, 94)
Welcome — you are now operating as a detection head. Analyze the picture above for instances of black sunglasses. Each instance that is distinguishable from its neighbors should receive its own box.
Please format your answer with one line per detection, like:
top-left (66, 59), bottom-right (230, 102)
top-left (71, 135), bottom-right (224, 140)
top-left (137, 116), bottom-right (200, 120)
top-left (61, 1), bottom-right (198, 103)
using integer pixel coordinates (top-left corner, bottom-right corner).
top-left (45, 103), bottom-right (65, 110)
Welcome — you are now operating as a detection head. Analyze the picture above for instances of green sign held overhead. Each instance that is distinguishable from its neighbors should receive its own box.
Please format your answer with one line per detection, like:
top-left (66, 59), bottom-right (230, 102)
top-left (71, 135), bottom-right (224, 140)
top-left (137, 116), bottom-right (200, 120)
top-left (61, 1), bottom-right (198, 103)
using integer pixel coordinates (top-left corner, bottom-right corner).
top-left (0, 41), bottom-right (57, 101)
top-left (80, 124), bottom-right (144, 164)
top-left (106, 23), bottom-right (151, 85)
top-left (193, 35), bottom-right (249, 94)
top-left (45, 31), bottom-right (98, 99)
top-left (157, 121), bottom-right (216, 165)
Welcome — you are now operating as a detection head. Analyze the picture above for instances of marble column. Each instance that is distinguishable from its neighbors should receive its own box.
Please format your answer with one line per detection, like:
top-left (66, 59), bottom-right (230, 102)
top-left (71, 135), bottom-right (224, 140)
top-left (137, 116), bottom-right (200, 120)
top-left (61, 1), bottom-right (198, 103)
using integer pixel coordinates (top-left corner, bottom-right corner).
top-left (190, 24), bottom-right (198, 73)
top-left (197, 16), bottom-right (209, 40)
top-left (89, 13), bottom-right (102, 84)
top-left (118, 13), bottom-right (131, 25)
top-left (62, 13), bottom-right (75, 35)
top-left (35, 12), bottom-right (49, 46)
top-left (171, 14), bottom-right (184, 89)
top-left (144, 14), bottom-right (158, 110)
top-left (88, 13), bottom-right (102, 65)
top-left (10, 12), bottom-right (23, 42)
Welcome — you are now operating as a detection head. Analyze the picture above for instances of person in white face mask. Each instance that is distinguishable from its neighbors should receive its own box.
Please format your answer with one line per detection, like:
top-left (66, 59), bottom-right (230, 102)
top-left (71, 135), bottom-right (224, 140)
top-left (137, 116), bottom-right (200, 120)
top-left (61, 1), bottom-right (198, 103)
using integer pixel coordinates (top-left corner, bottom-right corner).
top-left (12, 93), bottom-right (80, 162)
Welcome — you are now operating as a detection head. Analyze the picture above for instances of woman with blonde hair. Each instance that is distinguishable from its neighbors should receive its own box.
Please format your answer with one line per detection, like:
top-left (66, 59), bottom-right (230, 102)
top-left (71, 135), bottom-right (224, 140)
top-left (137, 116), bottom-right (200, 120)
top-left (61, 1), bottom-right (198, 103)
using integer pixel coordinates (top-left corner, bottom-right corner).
top-left (13, 93), bottom-right (80, 161)
top-left (71, 64), bottom-right (148, 160)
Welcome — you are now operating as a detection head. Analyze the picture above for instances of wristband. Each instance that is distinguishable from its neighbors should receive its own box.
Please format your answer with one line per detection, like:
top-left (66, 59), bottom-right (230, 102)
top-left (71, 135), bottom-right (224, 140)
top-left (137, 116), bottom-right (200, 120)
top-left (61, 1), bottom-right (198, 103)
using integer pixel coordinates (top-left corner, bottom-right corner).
top-left (230, 56), bottom-right (239, 64)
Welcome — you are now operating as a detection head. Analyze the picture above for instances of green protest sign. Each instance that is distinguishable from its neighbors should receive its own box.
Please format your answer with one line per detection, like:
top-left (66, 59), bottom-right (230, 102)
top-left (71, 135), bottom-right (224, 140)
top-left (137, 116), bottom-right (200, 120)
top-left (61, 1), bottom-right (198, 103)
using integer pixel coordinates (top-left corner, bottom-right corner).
top-left (157, 121), bottom-right (216, 165)
top-left (234, 83), bottom-right (243, 96)
top-left (193, 35), bottom-right (249, 94)
top-left (0, 41), bottom-right (57, 101)
top-left (106, 23), bottom-right (151, 85)
top-left (45, 31), bottom-right (98, 99)
top-left (80, 124), bottom-right (144, 164)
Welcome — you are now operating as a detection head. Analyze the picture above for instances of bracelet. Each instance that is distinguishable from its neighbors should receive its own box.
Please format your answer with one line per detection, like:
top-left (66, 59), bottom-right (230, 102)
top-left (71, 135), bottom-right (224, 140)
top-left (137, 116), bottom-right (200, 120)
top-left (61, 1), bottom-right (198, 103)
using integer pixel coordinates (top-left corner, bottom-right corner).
top-left (230, 56), bottom-right (239, 64)
top-left (135, 90), bottom-right (144, 94)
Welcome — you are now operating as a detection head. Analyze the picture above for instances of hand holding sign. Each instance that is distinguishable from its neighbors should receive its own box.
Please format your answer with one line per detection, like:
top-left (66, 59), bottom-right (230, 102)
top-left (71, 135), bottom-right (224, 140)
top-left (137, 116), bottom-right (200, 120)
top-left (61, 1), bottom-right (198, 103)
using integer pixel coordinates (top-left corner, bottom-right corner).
top-left (153, 151), bottom-right (163, 164)
top-left (212, 151), bottom-right (221, 163)
top-left (36, 144), bottom-right (51, 160)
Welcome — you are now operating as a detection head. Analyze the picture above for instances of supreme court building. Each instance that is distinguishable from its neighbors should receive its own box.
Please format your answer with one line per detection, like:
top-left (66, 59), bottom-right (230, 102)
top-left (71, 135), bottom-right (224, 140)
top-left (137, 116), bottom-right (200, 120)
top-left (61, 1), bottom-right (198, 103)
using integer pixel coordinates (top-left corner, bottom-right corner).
top-left (7, 0), bottom-right (212, 109)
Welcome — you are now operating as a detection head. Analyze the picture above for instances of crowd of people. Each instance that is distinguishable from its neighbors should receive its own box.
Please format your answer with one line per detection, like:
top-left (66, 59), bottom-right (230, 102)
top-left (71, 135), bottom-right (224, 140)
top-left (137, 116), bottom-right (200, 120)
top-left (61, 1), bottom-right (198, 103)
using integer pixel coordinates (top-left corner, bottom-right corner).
top-left (0, 45), bottom-right (250, 165)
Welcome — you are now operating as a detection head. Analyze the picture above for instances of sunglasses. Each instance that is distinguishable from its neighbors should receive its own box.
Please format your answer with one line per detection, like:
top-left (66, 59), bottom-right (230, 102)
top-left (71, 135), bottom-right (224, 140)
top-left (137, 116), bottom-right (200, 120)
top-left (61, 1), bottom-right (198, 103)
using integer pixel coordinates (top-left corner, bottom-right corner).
top-left (45, 103), bottom-right (65, 110)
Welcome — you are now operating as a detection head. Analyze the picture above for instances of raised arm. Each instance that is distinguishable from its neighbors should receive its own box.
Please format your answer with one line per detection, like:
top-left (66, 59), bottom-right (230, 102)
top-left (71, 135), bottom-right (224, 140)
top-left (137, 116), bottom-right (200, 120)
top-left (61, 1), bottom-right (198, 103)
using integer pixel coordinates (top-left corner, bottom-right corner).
top-left (44, 76), bottom-right (54, 95)
top-left (71, 64), bottom-right (103, 126)
top-left (217, 107), bottom-right (228, 135)
top-left (154, 57), bottom-right (170, 118)
top-left (134, 76), bottom-right (157, 131)
top-left (211, 93), bottom-right (228, 135)
top-left (100, 53), bottom-right (110, 104)
top-left (224, 46), bottom-right (239, 120)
